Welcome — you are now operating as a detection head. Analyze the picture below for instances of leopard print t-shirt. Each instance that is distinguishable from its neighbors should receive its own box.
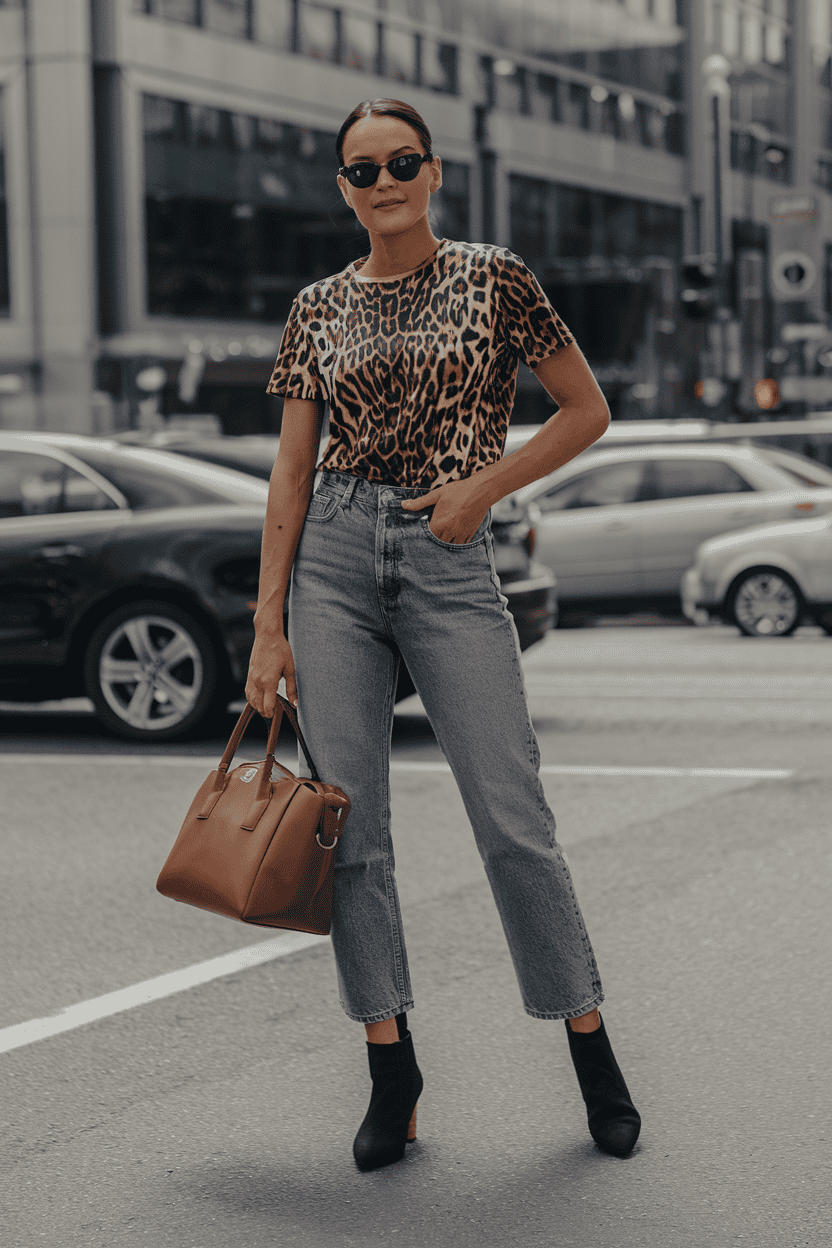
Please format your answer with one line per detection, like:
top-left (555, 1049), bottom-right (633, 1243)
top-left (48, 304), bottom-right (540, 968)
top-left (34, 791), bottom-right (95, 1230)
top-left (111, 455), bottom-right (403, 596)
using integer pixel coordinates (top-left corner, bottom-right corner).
top-left (267, 238), bottom-right (574, 487)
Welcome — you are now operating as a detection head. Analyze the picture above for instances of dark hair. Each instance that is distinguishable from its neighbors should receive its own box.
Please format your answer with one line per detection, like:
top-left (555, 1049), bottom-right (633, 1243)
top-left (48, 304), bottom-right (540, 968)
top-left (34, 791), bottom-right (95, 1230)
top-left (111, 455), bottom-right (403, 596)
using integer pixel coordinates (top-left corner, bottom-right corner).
top-left (335, 98), bottom-right (433, 167)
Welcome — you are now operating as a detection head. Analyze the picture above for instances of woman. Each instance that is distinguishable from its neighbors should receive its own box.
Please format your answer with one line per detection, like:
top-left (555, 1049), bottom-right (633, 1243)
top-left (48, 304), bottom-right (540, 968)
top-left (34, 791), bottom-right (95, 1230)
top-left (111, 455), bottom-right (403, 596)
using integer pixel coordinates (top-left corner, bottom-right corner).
top-left (246, 98), bottom-right (641, 1172)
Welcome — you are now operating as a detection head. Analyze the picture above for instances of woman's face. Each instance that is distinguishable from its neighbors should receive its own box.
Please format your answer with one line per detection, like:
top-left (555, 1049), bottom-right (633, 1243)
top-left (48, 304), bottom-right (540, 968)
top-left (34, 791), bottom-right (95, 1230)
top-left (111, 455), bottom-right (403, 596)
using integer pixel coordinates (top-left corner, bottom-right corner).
top-left (337, 116), bottom-right (442, 238)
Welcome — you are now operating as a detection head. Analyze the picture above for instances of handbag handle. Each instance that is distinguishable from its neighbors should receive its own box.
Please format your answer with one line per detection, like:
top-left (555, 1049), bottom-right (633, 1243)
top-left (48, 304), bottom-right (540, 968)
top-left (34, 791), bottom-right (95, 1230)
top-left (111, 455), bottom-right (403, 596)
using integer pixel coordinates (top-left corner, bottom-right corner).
top-left (217, 696), bottom-right (321, 782)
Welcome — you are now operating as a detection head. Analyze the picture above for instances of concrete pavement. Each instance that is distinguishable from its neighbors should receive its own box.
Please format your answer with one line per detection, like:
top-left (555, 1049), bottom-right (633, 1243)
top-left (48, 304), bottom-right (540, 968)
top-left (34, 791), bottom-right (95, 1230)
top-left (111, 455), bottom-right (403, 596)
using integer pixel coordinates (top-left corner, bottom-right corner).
top-left (0, 625), bottom-right (830, 1246)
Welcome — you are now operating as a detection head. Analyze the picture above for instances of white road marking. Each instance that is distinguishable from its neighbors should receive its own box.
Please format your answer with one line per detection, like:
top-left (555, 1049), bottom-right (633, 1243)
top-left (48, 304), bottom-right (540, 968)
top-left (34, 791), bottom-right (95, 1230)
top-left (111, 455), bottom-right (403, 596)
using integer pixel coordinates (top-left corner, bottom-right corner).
top-left (0, 932), bottom-right (327, 1057)
top-left (0, 755), bottom-right (792, 778)
top-left (391, 762), bottom-right (793, 779)
top-left (0, 751), bottom-right (792, 1058)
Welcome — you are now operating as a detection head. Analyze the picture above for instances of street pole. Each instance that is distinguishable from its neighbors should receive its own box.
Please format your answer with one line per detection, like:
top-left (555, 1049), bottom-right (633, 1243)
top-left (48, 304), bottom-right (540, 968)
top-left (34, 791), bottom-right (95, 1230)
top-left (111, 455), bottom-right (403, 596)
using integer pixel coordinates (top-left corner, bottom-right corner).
top-left (703, 55), bottom-right (732, 420)
top-left (712, 92), bottom-right (724, 302)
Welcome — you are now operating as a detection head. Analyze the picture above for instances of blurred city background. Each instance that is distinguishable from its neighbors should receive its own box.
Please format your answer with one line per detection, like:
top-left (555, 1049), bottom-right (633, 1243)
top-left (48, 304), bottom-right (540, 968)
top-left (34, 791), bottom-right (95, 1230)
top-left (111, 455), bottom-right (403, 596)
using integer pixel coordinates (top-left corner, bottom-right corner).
top-left (2, 9), bottom-right (832, 1242)
top-left (2, 0), bottom-right (832, 447)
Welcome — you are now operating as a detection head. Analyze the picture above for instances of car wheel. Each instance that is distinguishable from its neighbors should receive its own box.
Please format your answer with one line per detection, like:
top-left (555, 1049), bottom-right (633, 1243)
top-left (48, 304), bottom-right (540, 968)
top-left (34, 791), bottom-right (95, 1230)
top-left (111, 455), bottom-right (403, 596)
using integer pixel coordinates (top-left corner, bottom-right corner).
top-left (727, 569), bottom-right (803, 638)
top-left (84, 600), bottom-right (222, 742)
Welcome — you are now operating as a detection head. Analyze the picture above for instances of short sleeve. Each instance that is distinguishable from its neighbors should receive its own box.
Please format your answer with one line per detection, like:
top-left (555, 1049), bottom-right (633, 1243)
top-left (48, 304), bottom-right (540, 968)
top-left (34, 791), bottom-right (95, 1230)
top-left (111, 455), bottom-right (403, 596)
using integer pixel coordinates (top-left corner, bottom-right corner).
top-left (266, 296), bottom-right (327, 399)
top-left (496, 250), bottom-right (574, 368)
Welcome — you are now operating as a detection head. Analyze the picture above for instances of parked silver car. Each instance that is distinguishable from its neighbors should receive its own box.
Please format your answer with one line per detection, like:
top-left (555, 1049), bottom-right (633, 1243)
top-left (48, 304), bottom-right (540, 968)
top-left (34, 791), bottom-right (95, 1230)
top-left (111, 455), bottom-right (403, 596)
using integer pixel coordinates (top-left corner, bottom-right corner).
top-left (513, 443), bottom-right (832, 608)
top-left (682, 514), bottom-right (832, 637)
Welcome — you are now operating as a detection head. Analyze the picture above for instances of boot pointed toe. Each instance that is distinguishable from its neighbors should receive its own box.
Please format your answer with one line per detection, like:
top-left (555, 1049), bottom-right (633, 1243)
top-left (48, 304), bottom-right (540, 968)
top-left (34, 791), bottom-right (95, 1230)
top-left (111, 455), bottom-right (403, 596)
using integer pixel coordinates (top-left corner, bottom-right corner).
top-left (590, 1115), bottom-right (641, 1158)
top-left (566, 1015), bottom-right (641, 1159)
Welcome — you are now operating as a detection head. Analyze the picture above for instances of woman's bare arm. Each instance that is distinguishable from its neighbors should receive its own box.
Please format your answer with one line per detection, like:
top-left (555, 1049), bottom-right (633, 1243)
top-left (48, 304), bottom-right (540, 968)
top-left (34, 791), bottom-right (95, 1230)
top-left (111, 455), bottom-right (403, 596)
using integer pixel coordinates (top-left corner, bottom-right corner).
top-left (401, 342), bottom-right (609, 542)
top-left (245, 398), bottom-right (323, 716)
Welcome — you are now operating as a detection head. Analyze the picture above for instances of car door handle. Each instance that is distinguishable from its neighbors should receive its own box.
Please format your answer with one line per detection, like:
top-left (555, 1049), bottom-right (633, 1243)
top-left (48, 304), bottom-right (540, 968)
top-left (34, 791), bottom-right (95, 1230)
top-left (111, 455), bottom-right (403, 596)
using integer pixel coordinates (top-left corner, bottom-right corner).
top-left (603, 520), bottom-right (630, 531)
top-left (37, 543), bottom-right (85, 560)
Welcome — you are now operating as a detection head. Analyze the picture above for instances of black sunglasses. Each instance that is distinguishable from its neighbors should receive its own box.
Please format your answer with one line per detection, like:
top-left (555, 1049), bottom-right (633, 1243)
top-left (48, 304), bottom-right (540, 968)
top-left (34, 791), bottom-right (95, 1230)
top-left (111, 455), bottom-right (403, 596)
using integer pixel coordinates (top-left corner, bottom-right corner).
top-left (339, 151), bottom-right (433, 188)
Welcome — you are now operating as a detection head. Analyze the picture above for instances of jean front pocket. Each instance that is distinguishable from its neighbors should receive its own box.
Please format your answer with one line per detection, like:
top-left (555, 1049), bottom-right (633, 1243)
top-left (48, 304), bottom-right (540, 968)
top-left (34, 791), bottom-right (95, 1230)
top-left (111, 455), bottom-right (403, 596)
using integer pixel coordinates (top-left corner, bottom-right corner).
top-left (305, 487), bottom-right (341, 523)
top-left (421, 512), bottom-right (489, 550)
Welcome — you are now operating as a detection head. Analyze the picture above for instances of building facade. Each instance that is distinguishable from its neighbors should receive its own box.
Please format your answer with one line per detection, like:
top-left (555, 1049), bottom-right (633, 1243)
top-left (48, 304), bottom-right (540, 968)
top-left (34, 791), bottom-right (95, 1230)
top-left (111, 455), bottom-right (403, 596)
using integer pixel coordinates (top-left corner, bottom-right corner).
top-left (0, 0), bottom-right (829, 432)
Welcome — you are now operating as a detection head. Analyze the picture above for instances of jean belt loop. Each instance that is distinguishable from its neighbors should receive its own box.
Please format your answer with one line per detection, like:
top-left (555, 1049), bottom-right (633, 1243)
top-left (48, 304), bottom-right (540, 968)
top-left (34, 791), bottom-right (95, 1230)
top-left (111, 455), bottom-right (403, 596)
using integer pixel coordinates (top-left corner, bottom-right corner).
top-left (341, 475), bottom-right (359, 508)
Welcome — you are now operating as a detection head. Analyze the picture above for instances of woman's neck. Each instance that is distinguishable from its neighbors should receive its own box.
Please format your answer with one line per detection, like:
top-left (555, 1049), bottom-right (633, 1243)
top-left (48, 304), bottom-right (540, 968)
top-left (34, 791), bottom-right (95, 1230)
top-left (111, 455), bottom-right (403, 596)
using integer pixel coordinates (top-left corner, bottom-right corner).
top-left (358, 225), bottom-right (443, 279)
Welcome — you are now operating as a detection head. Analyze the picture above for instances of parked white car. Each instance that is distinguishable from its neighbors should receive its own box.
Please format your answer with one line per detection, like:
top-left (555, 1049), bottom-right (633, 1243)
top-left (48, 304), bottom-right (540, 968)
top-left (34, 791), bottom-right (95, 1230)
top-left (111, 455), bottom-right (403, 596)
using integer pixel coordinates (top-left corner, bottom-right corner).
top-left (682, 514), bottom-right (832, 637)
top-left (513, 443), bottom-right (832, 607)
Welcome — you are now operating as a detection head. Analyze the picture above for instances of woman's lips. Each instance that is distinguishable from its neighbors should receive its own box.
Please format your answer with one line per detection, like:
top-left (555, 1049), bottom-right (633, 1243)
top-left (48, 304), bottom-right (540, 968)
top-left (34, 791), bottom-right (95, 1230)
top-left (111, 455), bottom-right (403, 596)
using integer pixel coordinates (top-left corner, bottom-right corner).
top-left (375, 201), bottom-right (404, 209)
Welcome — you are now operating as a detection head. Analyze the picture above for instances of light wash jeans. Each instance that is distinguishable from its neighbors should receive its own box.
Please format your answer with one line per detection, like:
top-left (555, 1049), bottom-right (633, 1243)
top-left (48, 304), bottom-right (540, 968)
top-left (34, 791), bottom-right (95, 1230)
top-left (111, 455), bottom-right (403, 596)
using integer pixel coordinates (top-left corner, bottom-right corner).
top-left (288, 469), bottom-right (604, 1024)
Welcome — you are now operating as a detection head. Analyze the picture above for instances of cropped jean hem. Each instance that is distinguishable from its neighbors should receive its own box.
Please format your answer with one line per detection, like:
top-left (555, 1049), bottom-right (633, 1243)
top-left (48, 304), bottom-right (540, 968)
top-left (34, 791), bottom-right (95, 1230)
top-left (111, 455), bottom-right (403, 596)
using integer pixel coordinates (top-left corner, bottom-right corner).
top-left (341, 1002), bottom-right (415, 1025)
top-left (523, 993), bottom-right (606, 1021)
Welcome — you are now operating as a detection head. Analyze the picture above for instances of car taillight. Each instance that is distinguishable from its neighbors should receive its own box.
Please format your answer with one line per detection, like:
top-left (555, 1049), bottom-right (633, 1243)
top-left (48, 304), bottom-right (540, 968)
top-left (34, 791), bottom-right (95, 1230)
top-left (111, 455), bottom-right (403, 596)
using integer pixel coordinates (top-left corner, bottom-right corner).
top-left (522, 527), bottom-right (536, 557)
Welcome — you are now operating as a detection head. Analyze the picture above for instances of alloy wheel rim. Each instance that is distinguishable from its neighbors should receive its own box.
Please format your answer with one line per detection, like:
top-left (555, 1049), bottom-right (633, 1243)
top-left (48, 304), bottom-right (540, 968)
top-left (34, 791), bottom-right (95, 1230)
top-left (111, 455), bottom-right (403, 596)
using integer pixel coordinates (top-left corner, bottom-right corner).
top-left (98, 615), bottom-right (204, 730)
top-left (735, 573), bottom-right (798, 636)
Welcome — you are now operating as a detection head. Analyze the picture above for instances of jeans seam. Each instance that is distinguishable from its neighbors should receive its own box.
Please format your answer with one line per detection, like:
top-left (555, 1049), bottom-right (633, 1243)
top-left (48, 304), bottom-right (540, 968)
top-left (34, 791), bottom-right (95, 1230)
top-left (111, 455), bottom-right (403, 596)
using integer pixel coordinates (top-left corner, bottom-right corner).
top-left (379, 643), bottom-right (410, 1006)
top-left (484, 527), bottom-right (603, 1012)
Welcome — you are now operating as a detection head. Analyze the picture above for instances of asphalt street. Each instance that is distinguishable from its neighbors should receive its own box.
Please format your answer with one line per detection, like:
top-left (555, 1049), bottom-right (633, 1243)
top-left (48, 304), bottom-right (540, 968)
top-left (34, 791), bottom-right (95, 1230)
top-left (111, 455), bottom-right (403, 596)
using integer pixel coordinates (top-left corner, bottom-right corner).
top-left (0, 623), bottom-right (830, 1247)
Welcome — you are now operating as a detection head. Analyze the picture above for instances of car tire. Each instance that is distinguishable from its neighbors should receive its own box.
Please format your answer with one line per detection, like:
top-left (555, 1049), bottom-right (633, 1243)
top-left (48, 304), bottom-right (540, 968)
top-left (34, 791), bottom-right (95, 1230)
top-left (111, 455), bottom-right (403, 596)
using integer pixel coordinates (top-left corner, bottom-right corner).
top-left (84, 600), bottom-right (223, 742)
top-left (727, 568), bottom-right (803, 638)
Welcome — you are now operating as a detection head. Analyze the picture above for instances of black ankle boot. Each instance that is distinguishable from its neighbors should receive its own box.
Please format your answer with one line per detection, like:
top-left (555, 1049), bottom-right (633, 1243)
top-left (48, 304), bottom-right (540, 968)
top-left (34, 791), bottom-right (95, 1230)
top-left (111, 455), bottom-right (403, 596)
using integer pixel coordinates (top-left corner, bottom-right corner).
top-left (565, 1015), bottom-right (641, 1158)
top-left (353, 1014), bottom-right (424, 1173)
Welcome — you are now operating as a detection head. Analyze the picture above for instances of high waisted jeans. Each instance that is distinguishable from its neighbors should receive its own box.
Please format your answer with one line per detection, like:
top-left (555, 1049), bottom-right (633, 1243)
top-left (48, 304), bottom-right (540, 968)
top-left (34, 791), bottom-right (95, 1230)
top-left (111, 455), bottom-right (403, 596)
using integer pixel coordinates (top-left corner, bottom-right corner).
top-left (288, 469), bottom-right (604, 1024)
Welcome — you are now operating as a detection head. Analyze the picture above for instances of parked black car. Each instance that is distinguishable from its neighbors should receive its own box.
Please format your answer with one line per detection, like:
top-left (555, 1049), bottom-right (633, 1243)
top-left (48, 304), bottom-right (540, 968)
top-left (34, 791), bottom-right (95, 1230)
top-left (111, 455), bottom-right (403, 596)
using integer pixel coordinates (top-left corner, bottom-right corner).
top-left (111, 430), bottom-right (557, 651)
top-left (0, 433), bottom-right (555, 741)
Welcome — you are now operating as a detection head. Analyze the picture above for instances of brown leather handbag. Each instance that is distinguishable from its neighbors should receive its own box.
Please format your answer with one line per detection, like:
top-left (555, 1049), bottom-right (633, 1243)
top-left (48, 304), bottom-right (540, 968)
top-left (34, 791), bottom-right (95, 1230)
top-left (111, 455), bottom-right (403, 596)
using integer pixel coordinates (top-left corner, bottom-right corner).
top-left (156, 696), bottom-right (350, 935)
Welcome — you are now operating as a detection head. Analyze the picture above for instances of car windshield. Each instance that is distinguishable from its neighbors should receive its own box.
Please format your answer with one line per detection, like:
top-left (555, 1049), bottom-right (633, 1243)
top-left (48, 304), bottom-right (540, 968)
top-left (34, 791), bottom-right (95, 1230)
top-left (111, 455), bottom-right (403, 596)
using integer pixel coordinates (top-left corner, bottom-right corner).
top-left (756, 448), bottom-right (832, 488)
top-left (169, 445), bottom-right (276, 482)
top-left (65, 446), bottom-right (265, 510)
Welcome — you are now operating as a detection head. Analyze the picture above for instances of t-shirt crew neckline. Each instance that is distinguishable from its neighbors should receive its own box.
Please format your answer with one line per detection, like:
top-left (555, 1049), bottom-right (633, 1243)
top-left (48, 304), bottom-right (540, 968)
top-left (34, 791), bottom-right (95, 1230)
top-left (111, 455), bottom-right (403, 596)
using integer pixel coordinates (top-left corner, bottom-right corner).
top-left (348, 239), bottom-right (449, 283)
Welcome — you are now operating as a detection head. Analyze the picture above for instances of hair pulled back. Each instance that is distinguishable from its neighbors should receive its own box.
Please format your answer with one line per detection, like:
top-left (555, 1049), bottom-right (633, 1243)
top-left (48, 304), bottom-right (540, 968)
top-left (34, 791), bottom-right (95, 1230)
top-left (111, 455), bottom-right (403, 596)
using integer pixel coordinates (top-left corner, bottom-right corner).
top-left (335, 99), bottom-right (433, 167)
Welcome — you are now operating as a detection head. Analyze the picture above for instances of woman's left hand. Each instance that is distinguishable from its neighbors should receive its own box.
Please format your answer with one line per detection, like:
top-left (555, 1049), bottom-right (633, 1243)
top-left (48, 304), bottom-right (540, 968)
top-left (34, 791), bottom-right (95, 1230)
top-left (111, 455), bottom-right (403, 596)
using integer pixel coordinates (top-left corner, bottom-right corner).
top-left (400, 477), bottom-right (490, 544)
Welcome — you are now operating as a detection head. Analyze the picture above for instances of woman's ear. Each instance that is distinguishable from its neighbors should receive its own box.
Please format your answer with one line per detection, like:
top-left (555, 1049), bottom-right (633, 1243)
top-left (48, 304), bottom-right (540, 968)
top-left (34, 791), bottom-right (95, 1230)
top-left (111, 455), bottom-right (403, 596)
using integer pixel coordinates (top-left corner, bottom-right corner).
top-left (336, 175), bottom-right (354, 212)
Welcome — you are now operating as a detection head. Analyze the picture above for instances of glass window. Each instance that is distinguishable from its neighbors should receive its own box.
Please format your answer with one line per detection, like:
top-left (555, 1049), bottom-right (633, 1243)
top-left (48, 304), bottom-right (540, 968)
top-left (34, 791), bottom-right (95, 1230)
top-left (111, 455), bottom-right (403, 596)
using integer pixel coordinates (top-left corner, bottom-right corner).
top-left (143, 94), bottom-right (186, 142)
top-left (537, 463), bottom-right (645, 513)
top-left (423, 40), bottom-right (458, 94)
top-left (255, 0), bottom-right (293, 49)
top-left (143, 94), bottom-right (469, 321)
top-left (146, 0), bottom-right (200, 24)
top-left (255, 117), bottom-right (285, 152)
top-left (722, 7), bottom-right (740, 56)
top-left (535, 74), bottom-right (561, 123)
top-left (766, 22), bottom-right (787, 64)
top-left (66, 451), bottom-right (230, 511)
top-left (204, 0), bottom-right (250, 38)
top-left (342, 12), bottom-right (378, 73)
top-left (383, 26), bottom-right (417, 83)
top-left (742, 14), bottom-right (764, 63)
top-left (298, 3), bottom-right (338, 61)
top-left (230, 113), bottom-right (255, 151)
top-left (0, 89), bottom-right (8, 318)
top-left (0, 453), bottom-right (118, 519)
top-left (757, 449), bottom-right (832, 487)
top-left (649, 459), bottom-right (755, 500)
top-left (188, 104), bottom-right (223, 147)
top-left (565, 82), bottom-right (590, 130)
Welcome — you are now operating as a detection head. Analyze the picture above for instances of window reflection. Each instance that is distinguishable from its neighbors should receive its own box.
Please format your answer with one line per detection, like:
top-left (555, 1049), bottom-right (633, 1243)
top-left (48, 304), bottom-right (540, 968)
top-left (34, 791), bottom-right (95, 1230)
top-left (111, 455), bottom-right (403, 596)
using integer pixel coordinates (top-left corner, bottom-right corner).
top-left (255, 0), bottom-right (293, 50)
top-left (204, 0), bottom-right (250, 39)
top-left (0, 454), bottom-right (117, 518)
top-left (143, 94), bottom-right (470, 321)
top-left (0, 90), bottom-right (8, 319)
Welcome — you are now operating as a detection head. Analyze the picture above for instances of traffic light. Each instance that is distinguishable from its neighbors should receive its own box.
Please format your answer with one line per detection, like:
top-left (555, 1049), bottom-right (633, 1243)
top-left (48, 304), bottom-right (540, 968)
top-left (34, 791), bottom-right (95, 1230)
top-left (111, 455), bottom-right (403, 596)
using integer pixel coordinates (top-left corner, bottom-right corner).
top-left (680, 260), bottom-right (718, 320)
top-left (753, 378), bottom-right (780, 411)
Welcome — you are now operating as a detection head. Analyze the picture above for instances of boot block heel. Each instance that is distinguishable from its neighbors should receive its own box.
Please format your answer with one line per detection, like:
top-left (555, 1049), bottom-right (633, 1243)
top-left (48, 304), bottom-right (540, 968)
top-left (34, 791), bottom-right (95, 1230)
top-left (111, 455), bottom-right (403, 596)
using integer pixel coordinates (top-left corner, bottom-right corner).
top-left (353, 1030), bottom-right (424, 1172)
top-left (566, 1015), bottom-right (641, 1158)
